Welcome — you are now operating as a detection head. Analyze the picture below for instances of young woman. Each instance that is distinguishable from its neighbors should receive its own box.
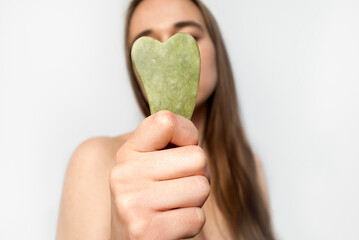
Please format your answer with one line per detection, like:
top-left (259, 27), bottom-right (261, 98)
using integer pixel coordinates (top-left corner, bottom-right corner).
top-left (57, 0), bottom-right (275, 239)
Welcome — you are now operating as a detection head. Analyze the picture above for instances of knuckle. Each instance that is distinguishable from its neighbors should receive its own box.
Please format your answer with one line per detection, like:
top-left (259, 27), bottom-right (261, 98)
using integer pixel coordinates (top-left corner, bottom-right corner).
top-left (153, 110), bottom-right (175, 132)
top-left (116, 193), bottom-right (141, 222)
top-left (128, 219), bottom-right (149, 240)
top-left (116, 193), bottom-right (132, 214)
top-left (117, 193), bottom-right (139, 211)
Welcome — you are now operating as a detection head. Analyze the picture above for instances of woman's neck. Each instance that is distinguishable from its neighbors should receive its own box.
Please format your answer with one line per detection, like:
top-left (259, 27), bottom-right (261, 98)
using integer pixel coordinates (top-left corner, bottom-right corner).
top-left (191, 103), bottom-right (208, 146)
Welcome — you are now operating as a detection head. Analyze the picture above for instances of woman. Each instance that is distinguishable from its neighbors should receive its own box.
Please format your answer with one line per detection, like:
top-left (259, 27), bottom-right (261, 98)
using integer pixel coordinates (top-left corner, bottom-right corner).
top-left (57, 0), bottom-right (275, 239)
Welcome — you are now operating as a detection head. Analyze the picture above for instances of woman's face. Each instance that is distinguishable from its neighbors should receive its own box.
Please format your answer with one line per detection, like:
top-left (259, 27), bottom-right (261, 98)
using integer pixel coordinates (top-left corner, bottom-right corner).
top-left (129, 0), bottom-right (218, 108)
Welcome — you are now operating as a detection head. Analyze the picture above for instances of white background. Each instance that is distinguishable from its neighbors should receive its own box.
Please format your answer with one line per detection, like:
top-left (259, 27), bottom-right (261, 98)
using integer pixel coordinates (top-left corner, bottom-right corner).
top-left (1, 0), bottom-right (358, 239)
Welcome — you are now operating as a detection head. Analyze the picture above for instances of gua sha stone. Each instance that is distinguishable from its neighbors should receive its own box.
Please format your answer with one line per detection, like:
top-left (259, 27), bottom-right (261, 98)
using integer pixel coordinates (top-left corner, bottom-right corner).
top-left (131, 32), bottom-right (200, 119)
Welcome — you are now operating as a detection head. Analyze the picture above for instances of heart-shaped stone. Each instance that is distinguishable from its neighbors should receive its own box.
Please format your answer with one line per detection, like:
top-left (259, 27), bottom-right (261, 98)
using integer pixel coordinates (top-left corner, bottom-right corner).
top-left (131, 32), bottom-right (201, 119)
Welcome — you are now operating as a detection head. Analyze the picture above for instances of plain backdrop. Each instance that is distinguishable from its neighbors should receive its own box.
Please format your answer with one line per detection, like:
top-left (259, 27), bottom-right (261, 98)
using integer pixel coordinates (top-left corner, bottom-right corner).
top-left (1, 0), bottom-right (358, 239)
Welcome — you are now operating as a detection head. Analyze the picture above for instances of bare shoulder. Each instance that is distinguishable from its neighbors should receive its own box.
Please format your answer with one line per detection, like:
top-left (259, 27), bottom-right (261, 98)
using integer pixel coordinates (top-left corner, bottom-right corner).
top-left (69, 133), bottom-right (132, 165)
top-left (253, 153), bottom-right (270, 209)
top-left (56, 132), bottom-right (133, 240)
top-left (253, 153), bottom-right (264, 175)
top-left (62, 133), bottom-right (134, 188)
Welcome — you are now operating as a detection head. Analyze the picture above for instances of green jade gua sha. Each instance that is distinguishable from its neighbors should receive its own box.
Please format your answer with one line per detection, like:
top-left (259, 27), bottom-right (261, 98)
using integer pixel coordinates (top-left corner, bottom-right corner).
top-left (131, 32), bottom-right (201, 119)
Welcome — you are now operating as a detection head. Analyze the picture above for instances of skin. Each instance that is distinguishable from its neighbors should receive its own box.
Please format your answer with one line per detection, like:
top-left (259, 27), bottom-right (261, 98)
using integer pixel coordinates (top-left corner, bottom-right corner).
top-left (56, 0), bottom-right (270, 239)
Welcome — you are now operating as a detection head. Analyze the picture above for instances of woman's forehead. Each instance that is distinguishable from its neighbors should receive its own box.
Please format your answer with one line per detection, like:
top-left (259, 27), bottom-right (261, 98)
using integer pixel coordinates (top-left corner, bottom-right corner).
top-left (129, 0), bottom-right (205, 40)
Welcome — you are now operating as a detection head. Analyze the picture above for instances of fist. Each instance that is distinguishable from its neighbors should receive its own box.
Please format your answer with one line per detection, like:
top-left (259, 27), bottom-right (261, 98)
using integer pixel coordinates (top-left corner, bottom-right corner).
top-left (110, 111), bottom-right (210, 240)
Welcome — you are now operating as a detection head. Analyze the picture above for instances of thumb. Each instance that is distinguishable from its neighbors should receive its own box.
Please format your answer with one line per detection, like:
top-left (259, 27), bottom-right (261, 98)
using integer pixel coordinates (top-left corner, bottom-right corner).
top-left (125, 110), bottom-right (199, 152)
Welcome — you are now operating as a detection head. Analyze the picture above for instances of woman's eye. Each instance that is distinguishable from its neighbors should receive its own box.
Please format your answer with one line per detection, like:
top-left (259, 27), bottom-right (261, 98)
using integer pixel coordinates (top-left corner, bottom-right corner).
top-left (191, 35), bottom-right (200, 41)
top-left (177, 31), bottom-right (201, 41)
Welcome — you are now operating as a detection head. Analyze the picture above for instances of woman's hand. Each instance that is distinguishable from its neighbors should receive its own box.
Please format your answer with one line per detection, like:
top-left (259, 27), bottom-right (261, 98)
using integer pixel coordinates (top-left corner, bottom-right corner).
top-left (110, 110), bottom-right (210, 240)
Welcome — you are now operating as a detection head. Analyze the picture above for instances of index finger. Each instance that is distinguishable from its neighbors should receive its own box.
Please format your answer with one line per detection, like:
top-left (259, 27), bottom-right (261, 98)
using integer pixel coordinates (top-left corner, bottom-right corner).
top-left (125, 110), bottom-right (198, 152)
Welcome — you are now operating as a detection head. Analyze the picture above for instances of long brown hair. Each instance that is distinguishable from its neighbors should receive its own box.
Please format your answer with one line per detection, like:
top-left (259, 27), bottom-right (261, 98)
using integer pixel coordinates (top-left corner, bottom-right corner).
top-left (124, 1), bottom-right (275, 239)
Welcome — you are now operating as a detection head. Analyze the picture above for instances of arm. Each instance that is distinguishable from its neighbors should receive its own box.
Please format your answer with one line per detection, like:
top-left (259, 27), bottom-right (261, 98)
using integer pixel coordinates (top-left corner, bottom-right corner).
top-left (56, 137), bottom-right (121, 240)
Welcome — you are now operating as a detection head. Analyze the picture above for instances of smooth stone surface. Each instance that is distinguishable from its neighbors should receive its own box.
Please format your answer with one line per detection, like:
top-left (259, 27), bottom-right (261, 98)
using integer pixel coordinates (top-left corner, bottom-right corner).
top-left (131, 33), bottom-right (200, 119)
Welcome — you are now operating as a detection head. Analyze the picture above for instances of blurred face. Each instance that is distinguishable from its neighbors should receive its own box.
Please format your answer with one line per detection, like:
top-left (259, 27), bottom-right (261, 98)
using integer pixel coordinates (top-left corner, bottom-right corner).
top-left (128, 0), bottom-right (218, 107)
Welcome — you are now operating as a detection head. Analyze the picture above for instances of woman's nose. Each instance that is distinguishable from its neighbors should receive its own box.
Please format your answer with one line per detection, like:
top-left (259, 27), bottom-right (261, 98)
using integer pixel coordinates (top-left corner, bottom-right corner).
top-left (158, 32), bottom-right (173, 43)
